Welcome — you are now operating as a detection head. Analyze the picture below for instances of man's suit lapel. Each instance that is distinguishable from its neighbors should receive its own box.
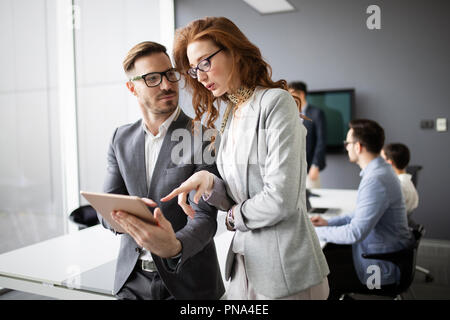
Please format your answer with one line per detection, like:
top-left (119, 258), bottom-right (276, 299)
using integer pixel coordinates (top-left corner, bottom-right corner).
top-left (304, 107), bottom-right (313, 130)
top-left (129, 122), bottom-right (148, 198)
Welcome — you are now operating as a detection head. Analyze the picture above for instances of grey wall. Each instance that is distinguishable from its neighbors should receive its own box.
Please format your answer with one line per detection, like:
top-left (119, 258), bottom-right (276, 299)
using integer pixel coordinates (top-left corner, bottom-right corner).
top-left (175, 0), bottom-right (450, 240)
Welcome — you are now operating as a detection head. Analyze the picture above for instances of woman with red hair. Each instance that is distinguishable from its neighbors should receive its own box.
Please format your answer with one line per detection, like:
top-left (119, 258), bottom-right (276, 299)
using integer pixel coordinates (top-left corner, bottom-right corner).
top-left (163, 16), bottom-right (329, 300)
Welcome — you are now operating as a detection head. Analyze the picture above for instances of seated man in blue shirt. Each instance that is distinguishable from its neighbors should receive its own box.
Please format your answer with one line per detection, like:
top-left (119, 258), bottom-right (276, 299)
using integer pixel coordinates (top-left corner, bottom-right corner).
top-left (311, 119), bottom-right (412, 299)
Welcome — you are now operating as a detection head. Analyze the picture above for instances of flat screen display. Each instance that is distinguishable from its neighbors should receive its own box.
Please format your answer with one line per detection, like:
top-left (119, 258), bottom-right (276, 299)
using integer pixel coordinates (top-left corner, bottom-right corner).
top-left (307, 89), bottom-right (354, 150)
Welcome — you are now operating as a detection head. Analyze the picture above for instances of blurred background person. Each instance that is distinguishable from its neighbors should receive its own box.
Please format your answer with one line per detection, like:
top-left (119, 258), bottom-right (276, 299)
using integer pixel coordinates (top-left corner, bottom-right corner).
top-left (381, 143), bottom-right (419, 215)
top-left (288, 81), bottom-right (327, 189)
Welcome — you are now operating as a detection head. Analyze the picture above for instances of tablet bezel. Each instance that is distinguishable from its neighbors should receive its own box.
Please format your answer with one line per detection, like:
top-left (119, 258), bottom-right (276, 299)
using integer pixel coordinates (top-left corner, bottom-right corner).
top-left (80, 191), bottom-right (157, 233)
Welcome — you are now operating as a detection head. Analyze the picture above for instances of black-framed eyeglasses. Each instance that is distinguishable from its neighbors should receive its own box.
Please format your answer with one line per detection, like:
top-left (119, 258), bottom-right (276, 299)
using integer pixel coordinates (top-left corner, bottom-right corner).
top-left (130, 68), bottom-right (181, 87)
top-left (343, 140), bottom-right (358, 147)
top-left (187, 48), bottom-right (223, 79)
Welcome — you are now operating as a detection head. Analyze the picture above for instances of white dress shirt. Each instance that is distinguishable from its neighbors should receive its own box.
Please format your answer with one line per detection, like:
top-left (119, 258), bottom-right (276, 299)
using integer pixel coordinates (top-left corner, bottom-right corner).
top-left (398, 173), bottom-right (419, 214)
top-left (222, 98), bottom-right (253, 255)
top-left (139, 107), bottom-right (180, 261)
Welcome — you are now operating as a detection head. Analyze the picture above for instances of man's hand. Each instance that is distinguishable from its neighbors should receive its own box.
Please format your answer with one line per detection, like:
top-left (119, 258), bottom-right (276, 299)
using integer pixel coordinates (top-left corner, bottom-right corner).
top-left (112, 203), bottom-right (182, 258)
top-left (310, 215), bottom-right (328, 227)
top-left (161, 170), bottom-right (215, 219)
top-left (309, 165), bottom-right (320, 181)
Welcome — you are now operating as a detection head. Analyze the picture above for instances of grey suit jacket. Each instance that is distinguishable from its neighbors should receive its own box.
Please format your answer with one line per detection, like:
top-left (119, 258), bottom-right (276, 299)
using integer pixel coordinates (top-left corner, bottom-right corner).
top-left (207, 87), bottom-right (329, 298)
top-left (99, 110), bottom-right (225, 299)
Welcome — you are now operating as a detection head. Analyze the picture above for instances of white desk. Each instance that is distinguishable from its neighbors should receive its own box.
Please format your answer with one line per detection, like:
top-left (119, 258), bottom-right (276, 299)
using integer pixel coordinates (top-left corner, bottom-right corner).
top-left (0, 222), bottom-right (233, 300)
top-left (0, 225), bottom-right (120, 300)
top-left (0, 220), bottom-right (234, 300)
top-left (0, 189), bottom-right (357, 299)
top-left (309, 188), bottom-right (357, 218)
top-left (308, 188), bottom-right (357, 248)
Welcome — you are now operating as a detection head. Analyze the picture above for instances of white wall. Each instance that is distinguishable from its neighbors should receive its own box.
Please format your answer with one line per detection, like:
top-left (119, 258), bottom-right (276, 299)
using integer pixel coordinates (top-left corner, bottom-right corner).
top-left (0, 0), bottom-right (174, 252)
top-left (0, 0), bottom-right (64, 252)
top-left (74, 0), bottom-right (168, 201)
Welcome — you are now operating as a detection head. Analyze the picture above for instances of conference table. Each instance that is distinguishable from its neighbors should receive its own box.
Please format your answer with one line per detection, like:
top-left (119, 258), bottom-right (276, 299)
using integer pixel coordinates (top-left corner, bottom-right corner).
top-left (0, 188), bottom-right (357, 300)
top-left (308, 188), bottom-right (357, 248)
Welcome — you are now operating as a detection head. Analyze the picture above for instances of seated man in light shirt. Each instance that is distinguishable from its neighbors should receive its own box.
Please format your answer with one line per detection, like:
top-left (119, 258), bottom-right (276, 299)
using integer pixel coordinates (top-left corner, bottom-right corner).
top-left (381, 143), bottom-right (419, 215)
top-left (311, 119), bottom-right (413, 299)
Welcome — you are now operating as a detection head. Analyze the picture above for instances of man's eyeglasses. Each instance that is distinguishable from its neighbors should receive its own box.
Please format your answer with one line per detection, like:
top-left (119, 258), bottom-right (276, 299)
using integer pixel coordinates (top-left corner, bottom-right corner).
top-left (130, 69), bottom-right (181, 87)
top-left (187, 48), bottom-right (223, 79)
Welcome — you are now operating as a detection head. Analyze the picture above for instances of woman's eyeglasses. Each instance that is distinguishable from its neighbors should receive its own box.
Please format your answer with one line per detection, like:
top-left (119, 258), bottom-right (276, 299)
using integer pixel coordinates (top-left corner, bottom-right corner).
top-left (187, 48), bottom-right (223, 79)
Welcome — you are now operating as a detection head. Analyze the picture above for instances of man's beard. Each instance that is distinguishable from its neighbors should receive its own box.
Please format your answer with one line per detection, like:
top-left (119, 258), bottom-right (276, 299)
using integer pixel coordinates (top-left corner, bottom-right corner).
top-left (152, 89), bottom-right (179, 114)
top-left (158, 100), bottom-right (178, 114)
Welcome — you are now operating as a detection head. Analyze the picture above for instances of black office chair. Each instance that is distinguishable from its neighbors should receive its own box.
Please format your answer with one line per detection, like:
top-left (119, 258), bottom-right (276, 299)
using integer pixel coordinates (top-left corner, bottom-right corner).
top-left (69, 205), bottom-right (100, 230)
top-left (405, 165), bottom-right (433, 282)
top-left (342, 224), bottom-right (424, 300)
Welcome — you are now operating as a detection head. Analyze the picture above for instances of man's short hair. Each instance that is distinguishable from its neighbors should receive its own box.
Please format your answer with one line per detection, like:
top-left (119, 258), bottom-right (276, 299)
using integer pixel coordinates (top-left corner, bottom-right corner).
top-left (349, 119), bottom-right (385, 154)
top-left (123, 41), bottom-right (168, 75)
top-left (383, 143), bottom-right (411, 170)
top-left (288, 81), bottom-right (307, 94)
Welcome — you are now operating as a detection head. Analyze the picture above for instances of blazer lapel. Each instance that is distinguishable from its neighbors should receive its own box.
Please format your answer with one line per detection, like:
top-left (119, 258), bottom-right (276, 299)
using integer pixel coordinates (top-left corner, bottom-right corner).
top-left (218, 90), bottom-right (262, 199)
top-left (303, 107), bottom-right (313, 131)
top-left (129, 121), bottom-right (148, 198)
top-left (239, 96), bottom-right (260, 198)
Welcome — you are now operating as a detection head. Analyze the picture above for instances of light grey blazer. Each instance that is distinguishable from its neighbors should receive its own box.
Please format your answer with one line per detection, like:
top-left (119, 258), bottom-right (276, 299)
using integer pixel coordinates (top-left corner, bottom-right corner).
top-left (207, 87), bottom-right (329, 298)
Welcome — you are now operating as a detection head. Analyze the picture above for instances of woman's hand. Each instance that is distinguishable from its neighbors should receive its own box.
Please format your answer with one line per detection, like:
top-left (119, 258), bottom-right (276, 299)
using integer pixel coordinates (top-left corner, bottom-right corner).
top-left (161, 170), bottom-right (215, 219)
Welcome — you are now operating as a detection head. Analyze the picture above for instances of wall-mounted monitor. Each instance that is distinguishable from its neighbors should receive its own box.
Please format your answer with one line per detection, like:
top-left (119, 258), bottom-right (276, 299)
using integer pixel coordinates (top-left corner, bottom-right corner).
top-left (306, 88), bottom-right (354, 151)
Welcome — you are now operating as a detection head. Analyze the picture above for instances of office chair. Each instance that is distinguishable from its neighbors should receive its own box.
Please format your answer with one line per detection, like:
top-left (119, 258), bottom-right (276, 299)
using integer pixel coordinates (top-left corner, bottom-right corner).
top-left (342, 224), bottom-right (424, 300)
top-left (405, 165), bottom-right (433, 282)
top-left (69, 205), bottom-right (100, 230)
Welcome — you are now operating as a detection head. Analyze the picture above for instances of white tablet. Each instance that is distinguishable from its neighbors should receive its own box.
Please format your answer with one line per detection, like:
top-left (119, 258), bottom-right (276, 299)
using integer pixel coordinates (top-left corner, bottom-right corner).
top-left (80, 191), bottom-right (157, 233)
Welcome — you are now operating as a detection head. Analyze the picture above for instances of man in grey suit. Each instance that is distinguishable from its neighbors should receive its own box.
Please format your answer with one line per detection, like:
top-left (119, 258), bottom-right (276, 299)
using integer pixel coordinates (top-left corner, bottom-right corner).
top-left (98, 41), bottom-right (224, 300)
